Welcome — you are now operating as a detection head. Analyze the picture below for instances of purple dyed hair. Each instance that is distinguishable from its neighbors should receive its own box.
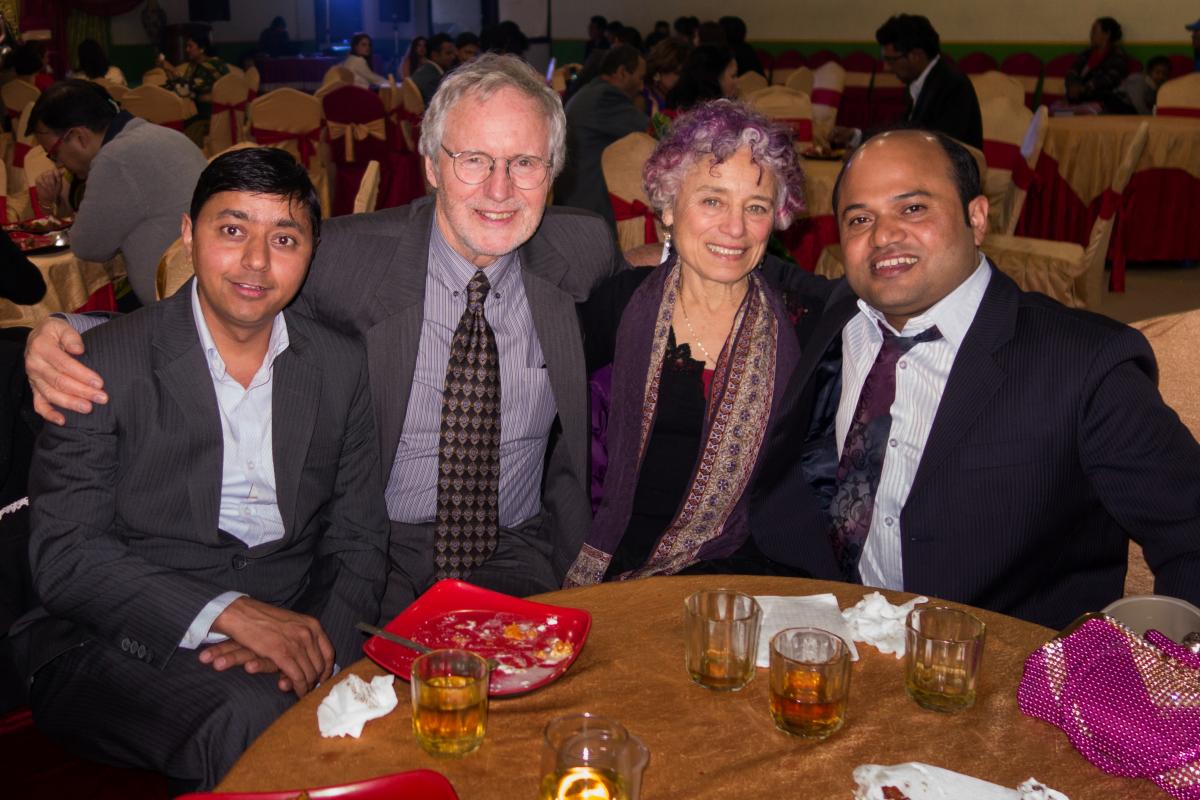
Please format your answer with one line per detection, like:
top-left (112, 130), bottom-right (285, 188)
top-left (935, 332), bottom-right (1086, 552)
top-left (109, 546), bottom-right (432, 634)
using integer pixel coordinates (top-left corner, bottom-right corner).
top-left (643, 99), bottom-right (807, 229)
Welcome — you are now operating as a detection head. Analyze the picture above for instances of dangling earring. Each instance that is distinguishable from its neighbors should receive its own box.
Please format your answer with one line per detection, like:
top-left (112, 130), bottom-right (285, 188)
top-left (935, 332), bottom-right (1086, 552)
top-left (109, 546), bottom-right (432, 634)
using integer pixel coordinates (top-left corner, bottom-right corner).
top-left (663, 230), bottom-right (672, 257)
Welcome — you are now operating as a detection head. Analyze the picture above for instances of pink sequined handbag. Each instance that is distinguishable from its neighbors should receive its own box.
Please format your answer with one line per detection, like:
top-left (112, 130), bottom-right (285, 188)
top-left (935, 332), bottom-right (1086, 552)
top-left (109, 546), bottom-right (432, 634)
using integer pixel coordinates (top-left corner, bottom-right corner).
top-left (1018, 614), bottom-right (1200, 799)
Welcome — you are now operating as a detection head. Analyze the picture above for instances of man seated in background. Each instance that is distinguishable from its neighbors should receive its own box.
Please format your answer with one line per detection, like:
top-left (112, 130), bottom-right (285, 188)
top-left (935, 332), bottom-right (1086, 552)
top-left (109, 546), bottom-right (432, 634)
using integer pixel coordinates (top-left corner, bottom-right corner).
top-left (554, 44), bottom-right (649, 227)
top-left (455, 31), bottom-right (481, 66)
top-left (8, 147), bottom-right (389, 791)
top-left (412, 33), bottom-right (458, 105)
top-left (752, 129), bottom-right (1200, 629)
top-left (28, 80), bottom-right (207, 308)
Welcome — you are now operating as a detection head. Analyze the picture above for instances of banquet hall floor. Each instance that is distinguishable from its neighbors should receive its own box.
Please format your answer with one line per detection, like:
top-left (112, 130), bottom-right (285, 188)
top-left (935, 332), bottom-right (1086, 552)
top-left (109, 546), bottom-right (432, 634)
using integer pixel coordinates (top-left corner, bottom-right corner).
top-left (1098, 264), bottom-right (1200, 323)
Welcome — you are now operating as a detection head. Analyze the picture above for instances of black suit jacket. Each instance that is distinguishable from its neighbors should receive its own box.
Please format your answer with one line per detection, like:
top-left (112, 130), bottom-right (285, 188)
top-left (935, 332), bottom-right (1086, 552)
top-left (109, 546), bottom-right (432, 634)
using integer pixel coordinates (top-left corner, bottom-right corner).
top-left (907, 57), bottom-right (984, 150)
top-left (11, 283), bottom-right (389, 678)
top-left (753, 265), bottom-right (1200, 629)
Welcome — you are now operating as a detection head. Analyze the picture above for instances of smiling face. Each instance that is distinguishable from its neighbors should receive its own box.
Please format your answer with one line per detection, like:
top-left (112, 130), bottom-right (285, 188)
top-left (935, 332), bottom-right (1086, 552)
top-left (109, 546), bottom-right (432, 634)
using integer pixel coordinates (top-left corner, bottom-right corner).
top-left (836, 132), bottom-right (988, 330)
top-left (426, 87), bottom-right (551, 267)
top-left (662, 146), bottom-right (778, 287)
top-left (182, 190), bottom-right (313, 344)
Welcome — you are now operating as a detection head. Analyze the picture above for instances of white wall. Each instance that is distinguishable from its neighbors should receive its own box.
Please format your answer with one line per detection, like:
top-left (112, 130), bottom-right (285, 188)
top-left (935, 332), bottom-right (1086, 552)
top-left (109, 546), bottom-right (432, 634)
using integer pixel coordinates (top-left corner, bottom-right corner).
top-left (111, 0), bottom-right (317, 45)
top-left (550, 0), bottom-right (1199, 43)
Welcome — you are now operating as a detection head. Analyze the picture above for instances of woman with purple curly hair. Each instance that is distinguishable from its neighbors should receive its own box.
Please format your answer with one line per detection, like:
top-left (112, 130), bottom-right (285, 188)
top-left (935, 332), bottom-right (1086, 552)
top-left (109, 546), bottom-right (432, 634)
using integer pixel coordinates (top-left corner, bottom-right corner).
top-left (566, 100), bottom-right (831, 585)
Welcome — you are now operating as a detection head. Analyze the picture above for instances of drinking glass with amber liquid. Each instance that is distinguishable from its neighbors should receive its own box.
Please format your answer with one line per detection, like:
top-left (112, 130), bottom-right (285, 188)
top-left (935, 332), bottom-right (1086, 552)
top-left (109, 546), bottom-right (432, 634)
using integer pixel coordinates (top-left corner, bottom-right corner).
top-left (410, 649), bottom-right (489, 757)
top-left (539, 714), bottom-right (649, 800)
top-left (684, 589), bottom-right (761, 691)
top-left (904, 606), bottom-right (985, 713)
top-left (769, 627), bottom-right (851, 739)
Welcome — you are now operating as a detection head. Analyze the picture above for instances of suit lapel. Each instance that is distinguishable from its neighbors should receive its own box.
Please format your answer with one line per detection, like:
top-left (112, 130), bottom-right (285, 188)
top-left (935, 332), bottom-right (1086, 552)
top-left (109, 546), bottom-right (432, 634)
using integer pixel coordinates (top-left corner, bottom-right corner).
top-left (908, 266), bottom-right (1017, 496)
top-left (519, 233), bottom-right (587, 483)
top-left (272, 314), bottom-right (320, 539)
top-left (152, 282), bottom-right (223, 544)
top-left (777, 280), bottom-right (858, 430)
top-left (364, 204), bottom-right (434, 487)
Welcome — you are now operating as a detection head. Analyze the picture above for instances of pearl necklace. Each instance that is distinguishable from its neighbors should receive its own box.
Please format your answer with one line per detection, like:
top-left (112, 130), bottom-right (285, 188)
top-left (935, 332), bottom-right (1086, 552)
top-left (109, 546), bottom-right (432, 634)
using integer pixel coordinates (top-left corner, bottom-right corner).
top-left (678, 293), bottom-right (717, 365)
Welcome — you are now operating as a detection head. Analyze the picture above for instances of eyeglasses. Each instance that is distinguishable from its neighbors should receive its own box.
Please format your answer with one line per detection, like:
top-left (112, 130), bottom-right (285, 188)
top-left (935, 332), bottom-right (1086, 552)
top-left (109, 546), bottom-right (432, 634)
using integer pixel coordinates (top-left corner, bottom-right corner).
top-left (440, 144), bottom-right (552, 190)
top-left (881, 50), bottom-right (911, 64)
top-left (43, 129), bottom-right (72, 164)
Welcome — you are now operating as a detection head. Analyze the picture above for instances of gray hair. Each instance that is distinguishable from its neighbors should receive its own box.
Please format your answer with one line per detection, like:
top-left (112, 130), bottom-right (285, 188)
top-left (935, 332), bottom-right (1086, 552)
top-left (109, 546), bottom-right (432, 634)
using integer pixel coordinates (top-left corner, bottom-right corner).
top-left (418, 53), bottom-right (567, 179)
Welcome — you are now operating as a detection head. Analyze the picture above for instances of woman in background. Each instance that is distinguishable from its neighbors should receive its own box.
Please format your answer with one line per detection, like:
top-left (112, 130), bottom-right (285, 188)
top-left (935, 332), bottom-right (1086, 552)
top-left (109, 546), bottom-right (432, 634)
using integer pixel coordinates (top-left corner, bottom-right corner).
top-left (1064, 16), bottom-right (1129, 111)
top-left (342, 32), bottom-right (388, 88)
top-left (642, 38), bottom-right (691, 116)
top-left (401, 35), bottom-right (427, 79)
top-left (74, 39), bottom-right (126, 87)
top-left (161, 32), bottom-right (230, 145)
top-left (665, 45), bottom-right (737, 112)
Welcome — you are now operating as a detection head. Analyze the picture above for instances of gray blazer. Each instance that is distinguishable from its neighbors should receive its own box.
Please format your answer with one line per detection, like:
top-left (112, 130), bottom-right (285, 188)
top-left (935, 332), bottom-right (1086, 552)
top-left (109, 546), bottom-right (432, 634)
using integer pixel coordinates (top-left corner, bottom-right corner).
top-left (293, 197), bottom-right (623, 581)
top-left (12, 282), bottom-right (389, 678)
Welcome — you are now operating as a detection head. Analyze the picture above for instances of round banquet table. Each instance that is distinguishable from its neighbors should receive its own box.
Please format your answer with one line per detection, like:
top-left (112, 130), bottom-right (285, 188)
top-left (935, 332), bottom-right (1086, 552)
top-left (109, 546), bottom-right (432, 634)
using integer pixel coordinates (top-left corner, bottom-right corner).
top-left (0, 250), bottom-right (124, 329)
top-left (217, 576), bottom-right (1161, 799)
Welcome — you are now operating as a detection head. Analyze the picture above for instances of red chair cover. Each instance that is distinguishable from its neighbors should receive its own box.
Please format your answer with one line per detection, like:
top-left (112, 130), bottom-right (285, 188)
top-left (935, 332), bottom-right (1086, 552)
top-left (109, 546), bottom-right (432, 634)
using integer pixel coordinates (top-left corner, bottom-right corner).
top-left (777, 117), bottom-right (813, 141)
top-left (810, 88), bottom-right (842, 107)
top-left (1157, 107), bottom-right (1200, 119)
top-left (5, 106), bottom-right (21, 120)
top-left (1169, 55), bottom-right (1195, 78)
top-left (0, 194), bottom-right (7, 224)
top-left (756, 49), bottom-right (774, 74)
top-left (806, 50), bottom-right (839, 69)
top-left (158, 119), bottom-right (184, 131)
top-left (1043, 53), bottom-right (1078, 78)
top-left (982, 140), bottom-right (1037, 190)
top-left (387, 105), bottom-right (422, 153)
top-left (773, 50), bottom-right (804, 69)
top-left (29, 185), bottom-right (43, 219)
top-left (250, 126), bottom-right (320, 167)
top-left (957, 52), bottom-right (999, 74)
top-left (321, 85), bottom-right (404, 215)
top-left (608, 194), bottom-right (658, 244)
top-left (75, 282), bottom-right (117, 313)
top-left (12, 140), bottom-right (30, 168)
top-left (211, 98), bottom-right (248, 145)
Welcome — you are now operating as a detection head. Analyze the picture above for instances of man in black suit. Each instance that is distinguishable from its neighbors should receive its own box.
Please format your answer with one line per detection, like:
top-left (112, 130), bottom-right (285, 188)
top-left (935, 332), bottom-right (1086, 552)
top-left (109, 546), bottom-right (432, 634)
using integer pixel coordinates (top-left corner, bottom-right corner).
top-left (876, 14), bottom-right (982, 149)
top-left (752, 129), bottom-right (1200, 630)
top-left (9, 148), bottom-right (389, 790)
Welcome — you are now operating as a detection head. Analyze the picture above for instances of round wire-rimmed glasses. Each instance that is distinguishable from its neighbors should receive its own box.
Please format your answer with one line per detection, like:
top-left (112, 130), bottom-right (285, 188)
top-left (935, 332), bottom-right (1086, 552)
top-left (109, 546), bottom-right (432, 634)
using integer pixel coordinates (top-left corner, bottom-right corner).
top-left (441, 144), bottom-right (552, 190)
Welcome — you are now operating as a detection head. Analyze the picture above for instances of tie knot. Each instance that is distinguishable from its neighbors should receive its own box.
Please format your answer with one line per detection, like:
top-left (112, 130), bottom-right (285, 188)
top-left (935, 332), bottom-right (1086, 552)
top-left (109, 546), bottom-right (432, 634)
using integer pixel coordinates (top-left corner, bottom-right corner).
top-left (467, 270), bottom-right (491, 309)
top-left (880, 323), bottom-right (942, 355)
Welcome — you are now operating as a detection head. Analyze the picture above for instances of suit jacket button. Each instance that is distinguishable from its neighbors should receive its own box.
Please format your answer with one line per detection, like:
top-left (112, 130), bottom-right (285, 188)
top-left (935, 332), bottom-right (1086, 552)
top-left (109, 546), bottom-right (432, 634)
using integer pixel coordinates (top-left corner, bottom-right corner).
top-left (137, 644), bottom-right (147, 658)
top-left (232, 554), bottom-right (248, 570)
top-left (121, 637), bottom-right (130, 652)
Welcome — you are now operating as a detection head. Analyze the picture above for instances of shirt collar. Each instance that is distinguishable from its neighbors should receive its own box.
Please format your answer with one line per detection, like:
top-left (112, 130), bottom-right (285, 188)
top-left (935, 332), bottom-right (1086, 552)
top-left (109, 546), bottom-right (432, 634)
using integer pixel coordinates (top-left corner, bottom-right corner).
top-left (428, 213), bottom-right (520, 297)
top-left (909, 54), bottom-right (940, 104)
top-left (190, 280), bottom-right (289, 385)
top-left (857, 254), bottom-right (991, 350)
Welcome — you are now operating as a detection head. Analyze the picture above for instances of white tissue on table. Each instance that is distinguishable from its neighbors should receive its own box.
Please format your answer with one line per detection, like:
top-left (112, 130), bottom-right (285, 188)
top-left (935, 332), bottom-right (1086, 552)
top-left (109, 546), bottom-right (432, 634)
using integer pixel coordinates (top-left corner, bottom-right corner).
top-left (753, 593), bottom-right (860, 668)
top-left (841, 591), bottom-right (928, 658)
top-left (316, 673), bottom-right (398, 738)
top-left (852, 763), bottom-right (1069, 800)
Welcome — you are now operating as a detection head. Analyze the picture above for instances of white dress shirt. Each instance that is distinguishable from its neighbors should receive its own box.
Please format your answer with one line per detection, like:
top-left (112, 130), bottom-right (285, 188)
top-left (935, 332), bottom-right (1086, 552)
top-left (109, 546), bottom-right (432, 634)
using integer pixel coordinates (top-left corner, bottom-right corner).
top-left (836, 256), bottom-right (990, 590)
top-left (908, 54), bottom-right (940, 106)
top-left (180, 281), bottom-right (290, 649)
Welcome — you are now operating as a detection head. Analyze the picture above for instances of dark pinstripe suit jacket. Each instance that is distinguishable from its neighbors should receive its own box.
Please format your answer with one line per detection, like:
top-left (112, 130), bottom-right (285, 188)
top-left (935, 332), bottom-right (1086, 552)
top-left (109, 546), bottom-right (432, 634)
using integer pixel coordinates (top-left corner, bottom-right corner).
top-left (291, 197), bottom-right (623, 581)
top-left (752, 263), bottom-right (1200, 629)
top-left (11, 281), bottom-right (389, 679)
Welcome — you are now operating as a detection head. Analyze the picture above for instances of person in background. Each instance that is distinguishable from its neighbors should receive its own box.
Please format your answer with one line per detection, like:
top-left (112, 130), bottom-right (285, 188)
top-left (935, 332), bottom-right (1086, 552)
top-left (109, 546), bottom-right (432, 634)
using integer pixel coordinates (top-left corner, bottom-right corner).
top-left (665, 45), bottom-right (737, 112)
top-left (400, 36), bottom-right (427, 80)
top-left (567, 100), bottom-right (828, 585)
top-left (1115, 56), bottom-right (1172, 114)
top-left (674, 16), bottom-right (700, 44)
top-left (13, 43), bottom-right (52, 91)
top-left (644, 20), bottom-right (671, 52)
top-left (0, 233), bottom-right (47, 305)
top-left (480, 20), bottom-right (529, 57)
top-left (161, 32), bottom-right (231, 147)
top-left (1064, 17), bottom-right (1130, 112)
top-left (719, 16), bottom-right (764, 77)
top-left (411, 33), bottom-right (457, 104)
top-left (73, 39), bottom-right (126, 87)
top-left (584, 15), bottom-right (608, 61)
top-left (455, 32), bottom-right (481, 66)
top-left (341, 32), bottom-right (387, 89)
top-left (27, 80), bottom-right (207, 307)
top-left (694, 21), bottom-right (727, 49)
top-left (554, 44), bottom-right (648, 226)
top-left (1188, 17), bottom-right (1200, 71)
top-left (642, 38), bottom-right (691, 115)
top-left (257, 16), bottom-right (293, 58)
top-left (603, 20), bottom-right (625, 49)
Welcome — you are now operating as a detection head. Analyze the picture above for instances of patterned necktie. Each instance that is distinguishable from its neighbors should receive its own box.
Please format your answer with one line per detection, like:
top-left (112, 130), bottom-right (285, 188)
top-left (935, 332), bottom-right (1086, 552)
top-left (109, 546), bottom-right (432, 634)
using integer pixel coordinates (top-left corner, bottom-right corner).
top-left (435, 270), bottom-right (501, 579)
top-left (829, 323), bottom-right (942, 581)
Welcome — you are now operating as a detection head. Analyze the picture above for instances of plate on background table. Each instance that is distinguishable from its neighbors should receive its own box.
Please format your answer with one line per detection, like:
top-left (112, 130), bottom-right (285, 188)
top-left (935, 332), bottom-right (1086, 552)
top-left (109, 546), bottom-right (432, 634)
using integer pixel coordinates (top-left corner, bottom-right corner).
top-left (364, 580), bottom-right (591, 697)
top-left (176, 769), bottom-right (458, 799)
top-left (8, 230), bottom-right (69, 256)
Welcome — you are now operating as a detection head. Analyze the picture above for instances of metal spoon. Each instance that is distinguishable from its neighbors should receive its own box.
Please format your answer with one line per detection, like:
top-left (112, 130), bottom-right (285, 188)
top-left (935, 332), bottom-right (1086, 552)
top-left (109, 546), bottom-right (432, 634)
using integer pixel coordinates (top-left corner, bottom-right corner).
top-left (356, 621), bottom-right (499, 668)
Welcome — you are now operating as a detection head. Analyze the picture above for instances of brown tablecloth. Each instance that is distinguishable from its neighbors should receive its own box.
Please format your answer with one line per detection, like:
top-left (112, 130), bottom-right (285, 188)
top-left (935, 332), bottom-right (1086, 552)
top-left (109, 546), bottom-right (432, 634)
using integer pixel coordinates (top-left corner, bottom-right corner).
top-left (0, 251), bottom-right (124, 329)
top-left (217, 576), bottom-right (1160, 799)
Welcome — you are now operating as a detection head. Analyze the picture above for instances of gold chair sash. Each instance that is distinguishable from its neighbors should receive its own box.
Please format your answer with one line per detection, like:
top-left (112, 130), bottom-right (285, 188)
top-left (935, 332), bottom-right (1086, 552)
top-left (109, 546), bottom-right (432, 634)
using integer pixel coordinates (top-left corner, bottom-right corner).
top-left (326, 118), bottom-right (386, 163)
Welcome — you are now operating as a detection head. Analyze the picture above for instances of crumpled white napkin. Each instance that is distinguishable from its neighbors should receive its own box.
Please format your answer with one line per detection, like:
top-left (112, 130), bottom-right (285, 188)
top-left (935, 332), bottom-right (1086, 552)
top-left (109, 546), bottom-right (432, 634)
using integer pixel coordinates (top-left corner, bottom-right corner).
top-left (316, 673), bottom-right (398, 738)
top-left (852, 763), bottom-right (1069, 799)
top-left (841, 591), bottom-right (928, 658)
top-left (754, 594), bottom-right (860, 667)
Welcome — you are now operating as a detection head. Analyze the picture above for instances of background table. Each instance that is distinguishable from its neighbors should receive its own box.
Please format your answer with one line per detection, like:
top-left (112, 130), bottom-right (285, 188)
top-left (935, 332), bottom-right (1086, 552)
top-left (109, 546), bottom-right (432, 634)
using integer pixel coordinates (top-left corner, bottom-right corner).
top-left (781, 157), bottom-right (841, 270)
top-left (0, 250), bottom-right (123, 329)
top-left (218, 576), bottom-right (1161, 799)
top-left (257, 56), bottom-right (342, 93)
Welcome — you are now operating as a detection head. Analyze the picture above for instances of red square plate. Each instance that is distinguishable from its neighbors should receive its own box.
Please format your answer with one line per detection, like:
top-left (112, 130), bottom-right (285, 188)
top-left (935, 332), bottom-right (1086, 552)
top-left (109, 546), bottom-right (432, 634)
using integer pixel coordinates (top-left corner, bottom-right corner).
top-left (364, 580), bottom-right (591, 697)
top-left (176, 768), bottom-right (457, 799)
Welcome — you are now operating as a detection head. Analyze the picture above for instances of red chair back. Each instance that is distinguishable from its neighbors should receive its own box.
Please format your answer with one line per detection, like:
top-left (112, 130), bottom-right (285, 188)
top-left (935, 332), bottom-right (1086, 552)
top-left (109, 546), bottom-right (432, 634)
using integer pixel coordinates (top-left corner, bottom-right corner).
top-left (773, 49), bottom-right (804, 69)
top-left (806, 50), bottom-right (839, 69)
top-left (1044, 52), bottom-right (1078, 77)
top-left (320, 85), bottom-right (390, 166)
top-left (838, 51), bottom-right (877, 129)
top-left (957, 52), bottom-right (999, 74)
top-left (756, 49), bottom-right (774, 75)
top-left (1001, 52), bottom-right (1044, 108)
top-left (1169, 55), bottom-right (1195, 79)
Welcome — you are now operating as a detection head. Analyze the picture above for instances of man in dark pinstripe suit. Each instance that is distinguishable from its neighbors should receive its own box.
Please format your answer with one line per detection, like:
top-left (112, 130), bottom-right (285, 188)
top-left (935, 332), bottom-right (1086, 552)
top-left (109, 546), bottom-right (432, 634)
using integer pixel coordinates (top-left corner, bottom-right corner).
top-left (10, 149), bottom-right (389, 790)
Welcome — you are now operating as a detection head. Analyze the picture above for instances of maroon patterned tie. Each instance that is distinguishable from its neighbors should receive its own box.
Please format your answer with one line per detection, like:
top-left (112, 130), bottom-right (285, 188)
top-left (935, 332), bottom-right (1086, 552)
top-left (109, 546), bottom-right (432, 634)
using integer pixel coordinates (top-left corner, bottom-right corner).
top-left (435, 270), bottom-right (501, 579)
top-left (829, 324), bottom-right (941, 581)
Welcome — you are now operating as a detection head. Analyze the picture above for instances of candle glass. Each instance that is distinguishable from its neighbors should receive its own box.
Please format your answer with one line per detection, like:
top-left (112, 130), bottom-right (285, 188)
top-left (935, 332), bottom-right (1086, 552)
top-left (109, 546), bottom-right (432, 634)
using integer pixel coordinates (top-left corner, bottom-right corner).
top-left (539, 713), bottom-right (649, 800)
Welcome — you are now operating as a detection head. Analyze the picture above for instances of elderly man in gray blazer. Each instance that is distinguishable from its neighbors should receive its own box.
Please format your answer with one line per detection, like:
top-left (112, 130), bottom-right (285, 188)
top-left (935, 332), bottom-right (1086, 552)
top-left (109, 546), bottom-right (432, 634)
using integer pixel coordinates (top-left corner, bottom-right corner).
top-left (10, 148), bottom-right (389, 791)
top-left (23, 54), bottom-right (623, 624)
